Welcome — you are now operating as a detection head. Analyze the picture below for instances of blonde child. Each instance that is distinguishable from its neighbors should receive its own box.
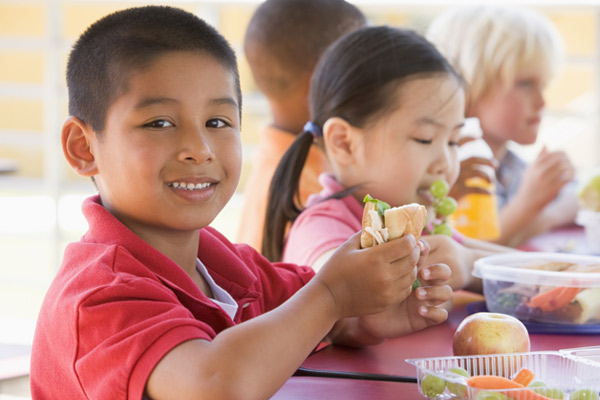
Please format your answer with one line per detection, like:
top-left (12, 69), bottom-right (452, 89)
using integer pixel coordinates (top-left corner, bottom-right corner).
top-left (263, 26), bottom-right (513, 292)
top-left (427, 6), bottom-right (578, 247)
top-left (30, 7), bottom-right (452, 399)
top-left (237, 0), bottom-right (366, 251)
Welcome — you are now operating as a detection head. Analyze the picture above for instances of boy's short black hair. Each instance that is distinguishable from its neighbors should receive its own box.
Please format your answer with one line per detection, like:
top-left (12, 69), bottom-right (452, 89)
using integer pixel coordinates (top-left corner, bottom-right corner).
top-left (244, 0), bottom-right (366, 98)
top-left (67, 5), bottom-right (241, 133)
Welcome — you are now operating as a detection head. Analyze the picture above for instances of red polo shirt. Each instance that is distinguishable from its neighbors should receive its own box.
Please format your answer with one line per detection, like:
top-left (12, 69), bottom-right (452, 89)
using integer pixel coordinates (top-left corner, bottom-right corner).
top-left (31, 195), bottom-right (315, 399)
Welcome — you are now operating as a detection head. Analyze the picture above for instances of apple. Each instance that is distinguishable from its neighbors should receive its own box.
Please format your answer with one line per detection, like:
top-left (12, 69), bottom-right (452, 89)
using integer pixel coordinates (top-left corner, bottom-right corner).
top-left (453, 312), bottom-right (530, 356)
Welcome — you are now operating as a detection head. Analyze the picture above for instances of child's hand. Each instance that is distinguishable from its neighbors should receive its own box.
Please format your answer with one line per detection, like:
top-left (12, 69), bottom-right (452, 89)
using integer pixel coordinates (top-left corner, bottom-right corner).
top-left (355, 262), bottom-right (452, 340)
top-left (449, 156), bottom-right (497, 201)
top-left (518, 146), bottom-right (575, 210)
top-left (422, 234), bottom-right (475, 290)
top-left (315, 231), bottom-right (419, 320)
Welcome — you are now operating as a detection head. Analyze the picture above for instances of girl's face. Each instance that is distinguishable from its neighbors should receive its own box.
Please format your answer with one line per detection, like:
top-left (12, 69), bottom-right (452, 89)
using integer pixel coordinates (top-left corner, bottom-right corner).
top-left (90, 51), bottom-right (242, 239)
top-left (471, 66), bottom-right (546, 150)
top-left (348, 74), bottom-right (465, 208)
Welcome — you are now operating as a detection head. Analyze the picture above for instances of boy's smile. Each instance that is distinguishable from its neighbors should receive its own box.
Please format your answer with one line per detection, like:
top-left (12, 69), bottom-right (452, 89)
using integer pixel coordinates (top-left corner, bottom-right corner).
top-left (87, 51), bottom-right (241, 248)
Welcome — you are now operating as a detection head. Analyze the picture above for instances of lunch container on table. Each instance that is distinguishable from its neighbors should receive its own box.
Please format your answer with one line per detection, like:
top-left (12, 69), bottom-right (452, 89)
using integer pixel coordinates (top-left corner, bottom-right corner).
top-left (407, 348), bottom-right (600, 399)
top-left (576, 209), bottom-right (600, 254)
top-left (473, 252), bottom-right (600, 326)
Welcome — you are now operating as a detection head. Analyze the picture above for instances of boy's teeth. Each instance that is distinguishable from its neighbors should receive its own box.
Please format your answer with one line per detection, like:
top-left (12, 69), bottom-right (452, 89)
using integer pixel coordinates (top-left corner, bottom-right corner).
top-left (170, 182), bottom-right (211, 190)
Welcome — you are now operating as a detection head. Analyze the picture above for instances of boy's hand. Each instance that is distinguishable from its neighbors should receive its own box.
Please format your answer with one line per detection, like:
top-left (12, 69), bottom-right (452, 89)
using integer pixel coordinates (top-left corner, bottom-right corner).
top-left (315, 231), bottom-right (419, 320)
top-left (354, 262), bottom-right (452, 340)
top-left (518, 146), bottom-right (575, 210)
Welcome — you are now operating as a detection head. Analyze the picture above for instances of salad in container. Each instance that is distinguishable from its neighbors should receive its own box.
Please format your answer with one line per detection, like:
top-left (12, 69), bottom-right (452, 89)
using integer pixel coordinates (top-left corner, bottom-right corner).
top-left (473, 252), bottom-right (600, 326)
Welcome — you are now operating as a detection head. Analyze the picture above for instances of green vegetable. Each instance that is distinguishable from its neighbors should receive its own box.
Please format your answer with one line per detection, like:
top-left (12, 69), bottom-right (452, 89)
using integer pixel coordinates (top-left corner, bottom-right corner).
top-left (496, 292), bottom-right (521, 309)
top-left (421, 374), bottom-right (446, 397)
top-left (363, 194), bottom-right (390, 216)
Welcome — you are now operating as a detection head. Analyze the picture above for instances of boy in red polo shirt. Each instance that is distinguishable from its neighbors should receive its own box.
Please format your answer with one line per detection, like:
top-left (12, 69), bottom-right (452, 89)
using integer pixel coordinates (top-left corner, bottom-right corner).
top-left (30, 6), bottom-right (452, 399)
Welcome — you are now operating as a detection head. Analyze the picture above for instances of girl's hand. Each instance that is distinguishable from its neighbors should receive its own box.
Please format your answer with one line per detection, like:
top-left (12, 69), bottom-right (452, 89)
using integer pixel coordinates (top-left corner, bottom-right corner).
top-left (315, 231), bottom-right (419, 320)
top-left (422, 234), bottom-right (475, 290)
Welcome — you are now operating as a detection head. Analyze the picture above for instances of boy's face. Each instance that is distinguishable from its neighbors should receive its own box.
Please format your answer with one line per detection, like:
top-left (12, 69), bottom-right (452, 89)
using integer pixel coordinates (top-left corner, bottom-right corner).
top-left (90, 51), bottom-right (241, 235)
top-left (348, 75), bottom-right (464, 209)
top-left (472, 66), bottom-right (546, 147)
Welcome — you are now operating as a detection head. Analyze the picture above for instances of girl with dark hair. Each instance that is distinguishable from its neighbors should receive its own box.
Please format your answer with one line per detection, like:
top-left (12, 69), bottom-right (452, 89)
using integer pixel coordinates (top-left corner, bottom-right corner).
top-left (263, 26), bottom-right (513, 291)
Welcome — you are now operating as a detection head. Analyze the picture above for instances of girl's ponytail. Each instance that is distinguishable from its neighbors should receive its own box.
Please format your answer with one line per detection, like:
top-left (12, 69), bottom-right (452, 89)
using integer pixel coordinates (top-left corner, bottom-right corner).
top-left (262, 125), bottom-right (319, 261)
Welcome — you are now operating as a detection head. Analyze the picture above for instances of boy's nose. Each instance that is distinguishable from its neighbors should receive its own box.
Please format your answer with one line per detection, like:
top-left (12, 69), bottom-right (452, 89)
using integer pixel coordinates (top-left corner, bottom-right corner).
top-left (178, 127), bottom-right (215, 164)
top-left (431, 146), bottom-right (452, 175)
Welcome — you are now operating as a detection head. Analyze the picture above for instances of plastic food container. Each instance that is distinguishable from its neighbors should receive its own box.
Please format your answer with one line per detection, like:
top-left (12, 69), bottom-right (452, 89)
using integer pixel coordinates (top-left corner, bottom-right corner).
top-left (473, 252), bottom-right (600, 325)
top-left (576, 210), bottom-right (600, 254)
top-left (407, 349), bottom-right (600, 399)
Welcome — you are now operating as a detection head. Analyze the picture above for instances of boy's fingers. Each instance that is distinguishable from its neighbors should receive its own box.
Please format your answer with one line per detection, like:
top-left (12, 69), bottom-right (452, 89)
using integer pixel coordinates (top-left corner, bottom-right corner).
top-left (419, 263), bottom-right (451, 283)
top-left (416, 285), bottom-right (453, 303)
top-left (418, 305), bottom-right (449, 324)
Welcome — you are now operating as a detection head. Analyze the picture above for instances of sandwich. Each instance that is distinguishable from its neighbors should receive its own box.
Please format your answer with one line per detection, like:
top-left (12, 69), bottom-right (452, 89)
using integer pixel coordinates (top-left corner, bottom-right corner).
top-left (360, 194), bottom-right (427, 249)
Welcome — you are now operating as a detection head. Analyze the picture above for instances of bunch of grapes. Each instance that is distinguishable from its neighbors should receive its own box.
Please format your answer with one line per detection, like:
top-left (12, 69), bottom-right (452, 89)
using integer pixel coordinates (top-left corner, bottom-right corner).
top-left (429, 179), bottom-right (457, 237)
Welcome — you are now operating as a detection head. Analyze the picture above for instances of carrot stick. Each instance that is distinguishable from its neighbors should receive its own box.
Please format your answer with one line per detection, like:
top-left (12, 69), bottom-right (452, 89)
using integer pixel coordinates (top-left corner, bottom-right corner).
top-left (467, 376), bottom-right (552, 400)
top-left (512, 368), bottom-right (535, 386)
top-left (528, 286), bottom-right (581, 312)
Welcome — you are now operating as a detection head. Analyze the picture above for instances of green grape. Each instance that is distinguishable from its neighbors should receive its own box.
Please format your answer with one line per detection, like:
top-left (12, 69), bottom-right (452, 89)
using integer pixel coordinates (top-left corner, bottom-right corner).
top-left (528, 381), bottom-right (547, 388)
top-left (446, 367), bottom-right (470, 397)
top-left (433, 223), bottom-right (453, 237)
top-left (421, 374), bottom-right (446, 397)
top-left (474, 391), bottom-right (508, 400)
top-left (436, 196), bottom-right (457, 216)
top-left (430, 180), bottom-right (449, 199)
top-left (532, 387), bottom-right (564, 399)
top-left (570, 389), bottom-right (599, 400)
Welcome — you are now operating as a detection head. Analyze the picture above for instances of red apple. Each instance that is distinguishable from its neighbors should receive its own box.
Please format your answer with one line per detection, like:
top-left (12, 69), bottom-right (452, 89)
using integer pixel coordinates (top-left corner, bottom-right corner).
top-left (453, 312), bottom-right (530, 356)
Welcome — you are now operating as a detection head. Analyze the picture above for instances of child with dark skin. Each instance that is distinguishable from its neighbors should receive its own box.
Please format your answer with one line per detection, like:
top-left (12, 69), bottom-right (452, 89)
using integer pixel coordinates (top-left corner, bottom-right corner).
top-left (237, 0), bottom-right (367, 251)
top-left (30, 6), bottom-right (451, 400)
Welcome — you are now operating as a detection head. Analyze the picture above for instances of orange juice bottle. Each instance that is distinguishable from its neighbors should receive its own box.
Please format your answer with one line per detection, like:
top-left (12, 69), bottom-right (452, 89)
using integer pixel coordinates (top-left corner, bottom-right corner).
top-left (451, 118), bottom-right (500, 240)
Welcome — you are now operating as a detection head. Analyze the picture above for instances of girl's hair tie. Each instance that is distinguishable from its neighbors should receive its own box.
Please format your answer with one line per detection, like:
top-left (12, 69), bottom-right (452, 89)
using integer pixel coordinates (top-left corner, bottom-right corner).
top-left (303, 121), bottom-right (322, 138)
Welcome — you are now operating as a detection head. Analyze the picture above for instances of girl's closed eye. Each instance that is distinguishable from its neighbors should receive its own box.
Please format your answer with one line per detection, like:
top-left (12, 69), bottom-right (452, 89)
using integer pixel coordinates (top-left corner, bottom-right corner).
top-left (413, 138), bottom-right (433, 145)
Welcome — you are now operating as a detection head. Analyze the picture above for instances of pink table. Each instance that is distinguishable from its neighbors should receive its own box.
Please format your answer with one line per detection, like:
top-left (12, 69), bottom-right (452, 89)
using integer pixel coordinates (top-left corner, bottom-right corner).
top-left (273, 291), bottom-right (600, 399)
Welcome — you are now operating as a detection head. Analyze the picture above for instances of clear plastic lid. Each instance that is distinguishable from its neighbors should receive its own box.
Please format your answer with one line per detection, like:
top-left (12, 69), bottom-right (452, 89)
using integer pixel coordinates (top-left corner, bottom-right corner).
top-left (473, 252), bottom-right (600, 287)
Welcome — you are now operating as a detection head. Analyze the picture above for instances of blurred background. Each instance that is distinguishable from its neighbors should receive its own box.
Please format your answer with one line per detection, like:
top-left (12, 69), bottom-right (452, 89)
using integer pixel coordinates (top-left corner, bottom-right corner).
top-left (0, 0), bottom-right (599, 396)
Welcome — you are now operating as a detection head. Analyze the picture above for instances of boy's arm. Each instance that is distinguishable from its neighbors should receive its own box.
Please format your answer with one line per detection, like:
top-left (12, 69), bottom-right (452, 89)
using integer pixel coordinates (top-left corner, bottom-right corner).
top-left (495, 148), bottom-right (575, 247)
top-left (146, 278), bottom-right (338, 400)
top-left (146, 233), bottom-right (419, 400)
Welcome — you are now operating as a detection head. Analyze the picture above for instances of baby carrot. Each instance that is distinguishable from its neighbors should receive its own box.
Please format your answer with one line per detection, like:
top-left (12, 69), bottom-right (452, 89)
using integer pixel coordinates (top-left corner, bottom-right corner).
top-left (512, 368), bottom-right (535, 386)
top-left (528, 286), bottom-right (581, 312)
top-left (467, 376), bottom-right (552, 400)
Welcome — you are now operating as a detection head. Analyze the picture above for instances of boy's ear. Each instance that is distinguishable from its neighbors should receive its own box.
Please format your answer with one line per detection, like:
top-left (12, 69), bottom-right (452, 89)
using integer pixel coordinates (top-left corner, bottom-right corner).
top-left (322, 117), bottom-right (359, 166)
top-left (61, 116), bottom-right (98, 177)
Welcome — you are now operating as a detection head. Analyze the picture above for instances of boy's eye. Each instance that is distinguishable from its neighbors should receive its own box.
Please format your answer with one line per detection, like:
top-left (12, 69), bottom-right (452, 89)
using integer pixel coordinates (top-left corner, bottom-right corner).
top-left (449, 140), bottom-right (459, 147)
top-left (144, 119), bottom-right (174, 129)
top-left (206, 118), bottom-right (229, 129)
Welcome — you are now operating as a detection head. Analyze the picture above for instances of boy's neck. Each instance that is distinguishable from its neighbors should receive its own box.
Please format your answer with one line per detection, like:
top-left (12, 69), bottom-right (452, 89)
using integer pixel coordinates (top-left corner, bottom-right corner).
top-left (268, 88), bottom-right (310, 135)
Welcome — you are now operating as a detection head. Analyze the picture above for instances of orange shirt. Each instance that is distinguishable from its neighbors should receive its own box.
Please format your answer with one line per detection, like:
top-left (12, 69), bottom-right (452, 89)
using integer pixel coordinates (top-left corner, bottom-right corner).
top-left (236, 125), bottom-right (330, 251)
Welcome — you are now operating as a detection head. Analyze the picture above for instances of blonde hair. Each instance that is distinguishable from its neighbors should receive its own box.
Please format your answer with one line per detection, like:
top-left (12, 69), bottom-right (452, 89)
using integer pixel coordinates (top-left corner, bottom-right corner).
top-left (426, 6), bottom-right (563, 105)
